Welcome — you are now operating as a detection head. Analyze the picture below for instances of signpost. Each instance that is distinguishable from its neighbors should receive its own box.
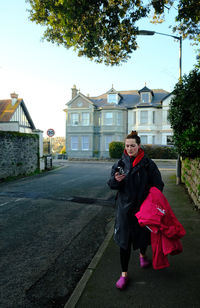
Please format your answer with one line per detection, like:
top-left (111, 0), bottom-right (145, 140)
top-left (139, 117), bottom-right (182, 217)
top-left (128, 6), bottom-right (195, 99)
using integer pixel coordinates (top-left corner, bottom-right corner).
top-left (46, 129), bottom-right (55, 168)
top-left (47, 128), bottom-right (55, 138)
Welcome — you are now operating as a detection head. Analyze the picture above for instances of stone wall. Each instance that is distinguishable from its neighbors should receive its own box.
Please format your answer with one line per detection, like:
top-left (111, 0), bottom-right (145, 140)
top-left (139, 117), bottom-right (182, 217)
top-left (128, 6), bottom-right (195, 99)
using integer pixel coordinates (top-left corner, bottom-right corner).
top-left (181, 158), bottom-right (200, 209)
top-left (0, 131), bottom-right (39, 180)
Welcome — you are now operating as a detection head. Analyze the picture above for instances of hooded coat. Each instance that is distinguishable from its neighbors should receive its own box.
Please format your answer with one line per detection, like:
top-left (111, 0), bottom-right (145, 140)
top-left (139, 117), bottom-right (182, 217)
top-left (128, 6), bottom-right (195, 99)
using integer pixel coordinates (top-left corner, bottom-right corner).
top-left (136, 186), bottom-right (186, 269)
top-left (107, 150), bottom-right (164, 250)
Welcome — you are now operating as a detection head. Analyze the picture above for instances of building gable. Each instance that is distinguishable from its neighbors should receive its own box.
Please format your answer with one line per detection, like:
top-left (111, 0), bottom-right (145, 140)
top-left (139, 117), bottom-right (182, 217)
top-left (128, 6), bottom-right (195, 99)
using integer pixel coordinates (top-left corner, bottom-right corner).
top-left (161, 93), bottom-right (173, 107)
top-left (67, 93), bottom-right (94, 110)
top-left (0, 96), bottom-right (35, 129)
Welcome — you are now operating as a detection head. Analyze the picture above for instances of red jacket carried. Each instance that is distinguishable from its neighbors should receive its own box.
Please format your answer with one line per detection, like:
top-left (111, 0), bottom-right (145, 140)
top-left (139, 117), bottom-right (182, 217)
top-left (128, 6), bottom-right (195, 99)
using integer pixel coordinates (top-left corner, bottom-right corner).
top-left (135, 187), bottom-right (186, 270)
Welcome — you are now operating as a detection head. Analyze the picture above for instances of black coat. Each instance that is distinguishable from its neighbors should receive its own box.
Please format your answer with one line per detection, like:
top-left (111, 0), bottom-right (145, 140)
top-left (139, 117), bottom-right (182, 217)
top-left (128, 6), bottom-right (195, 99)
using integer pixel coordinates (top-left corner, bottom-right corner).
top-left (107, 153), bottom-right (164, 250)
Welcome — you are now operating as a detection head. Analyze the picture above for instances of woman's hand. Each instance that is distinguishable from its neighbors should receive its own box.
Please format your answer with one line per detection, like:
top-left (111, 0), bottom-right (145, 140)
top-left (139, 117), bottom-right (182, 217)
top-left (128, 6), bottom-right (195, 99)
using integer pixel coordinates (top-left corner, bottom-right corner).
top-left (115, 172), bottom-right (126, 182)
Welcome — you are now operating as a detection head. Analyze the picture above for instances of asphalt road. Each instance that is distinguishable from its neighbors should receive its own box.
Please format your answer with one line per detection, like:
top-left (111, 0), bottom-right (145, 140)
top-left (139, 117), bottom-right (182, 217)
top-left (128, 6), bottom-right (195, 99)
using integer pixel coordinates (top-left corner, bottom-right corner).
top-left (0, 160), bottom-right (176, 308)
top-left (0, 162), bottom-right (116, 308)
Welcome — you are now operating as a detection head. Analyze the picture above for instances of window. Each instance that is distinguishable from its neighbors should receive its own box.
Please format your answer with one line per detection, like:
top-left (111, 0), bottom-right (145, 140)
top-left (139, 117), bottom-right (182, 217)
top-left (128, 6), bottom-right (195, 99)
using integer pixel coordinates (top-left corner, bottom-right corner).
top-left (167, 110), bottom-right (170, 124)
top-left (104, 112), bottom-right (113, 125)
top-left (82, 136), bottom-right (89, 150)
top-left (141, 93), bottom-right (149, 103)
top-left (152, 136), bottom-right (155, 144)
top-left (71, 113), bottom-right (79, 125)
top-left (141, 135), bottom-right (147, 144)
top-left (133, 111), bottom-right (136, 124)
top-left (98, 113), bottom-right (102, 126)
top-left (117, 112), bottom-right (122, 125)
top-left (167, 136), bottom-right (173, 145)
top-left (82, 112), bottom-right (90, 126)
top-left (152, 111), bottom-right (155, 124)
top-left (108, 94), bottom-right (118, 104)
top-left (140, 111), bottom-right (148, 124)
top-left (105, 135), bottom-right (113, 151)
top-left (71, 136), bottom-right (78, 150)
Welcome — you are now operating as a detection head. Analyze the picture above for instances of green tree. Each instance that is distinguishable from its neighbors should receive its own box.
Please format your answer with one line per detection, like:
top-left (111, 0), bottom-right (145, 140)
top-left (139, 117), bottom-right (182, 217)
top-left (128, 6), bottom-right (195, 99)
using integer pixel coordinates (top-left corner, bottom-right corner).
top-left (168, 68), bottom-right (200, 158)
top-left (26, 0), bottom-right (200, 65)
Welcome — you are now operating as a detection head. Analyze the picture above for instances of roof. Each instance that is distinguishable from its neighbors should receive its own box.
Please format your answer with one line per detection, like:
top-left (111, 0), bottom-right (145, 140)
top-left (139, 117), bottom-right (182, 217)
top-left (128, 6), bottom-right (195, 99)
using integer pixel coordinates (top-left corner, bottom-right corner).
top-left (90, 89), bottom-right (169, 109)
top-left (0, 99), bottom-right (21, 121)
top-left (138, 86), bottom-right (154, 95)
top-left (0, 99), bottom-right (35, 129)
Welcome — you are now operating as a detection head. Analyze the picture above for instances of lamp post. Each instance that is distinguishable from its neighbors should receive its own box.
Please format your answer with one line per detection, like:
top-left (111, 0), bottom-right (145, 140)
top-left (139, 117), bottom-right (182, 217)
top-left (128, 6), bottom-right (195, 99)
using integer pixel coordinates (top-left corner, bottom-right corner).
top-left (137, 30), bottom-right (182, 184)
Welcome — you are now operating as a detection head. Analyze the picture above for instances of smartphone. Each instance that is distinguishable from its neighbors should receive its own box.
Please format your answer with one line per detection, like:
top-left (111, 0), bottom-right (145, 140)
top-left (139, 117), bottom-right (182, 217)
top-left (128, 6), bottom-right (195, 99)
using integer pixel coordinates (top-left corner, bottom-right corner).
top-left (117, 166), bottom-right (125, 175)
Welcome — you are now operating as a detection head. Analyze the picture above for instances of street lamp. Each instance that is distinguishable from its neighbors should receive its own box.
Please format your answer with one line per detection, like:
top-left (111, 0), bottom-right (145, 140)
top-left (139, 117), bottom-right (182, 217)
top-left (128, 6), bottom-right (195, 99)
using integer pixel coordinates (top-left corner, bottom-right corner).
top-left (137, 29), bottom-right (182, 184)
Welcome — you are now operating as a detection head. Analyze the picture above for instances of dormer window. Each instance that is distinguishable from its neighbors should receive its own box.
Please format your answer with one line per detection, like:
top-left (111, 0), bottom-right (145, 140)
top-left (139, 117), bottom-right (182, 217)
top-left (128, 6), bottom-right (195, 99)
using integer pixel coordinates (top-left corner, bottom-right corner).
top-left (107, 86), bottom-right (120, 104)
top-left (108, 93), bottom-right (118, 104)
top-left (138, 85), bottom-right (154, 104)
top-left (141, 92), bottom-right (150, 103)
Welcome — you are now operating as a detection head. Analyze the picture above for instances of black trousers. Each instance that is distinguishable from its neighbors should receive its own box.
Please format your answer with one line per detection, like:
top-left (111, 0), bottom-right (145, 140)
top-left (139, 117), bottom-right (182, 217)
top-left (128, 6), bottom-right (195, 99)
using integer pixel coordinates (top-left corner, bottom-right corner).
top-left (120, 239), bottom-right (147, 272)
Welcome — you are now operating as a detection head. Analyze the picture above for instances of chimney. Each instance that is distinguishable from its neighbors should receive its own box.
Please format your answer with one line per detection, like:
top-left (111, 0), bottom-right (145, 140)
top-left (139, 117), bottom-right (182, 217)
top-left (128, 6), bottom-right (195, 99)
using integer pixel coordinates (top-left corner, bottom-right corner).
top-left (71, 85), bottom-right (78, 99)
top-left (10, 92), bottom-right (19, 106)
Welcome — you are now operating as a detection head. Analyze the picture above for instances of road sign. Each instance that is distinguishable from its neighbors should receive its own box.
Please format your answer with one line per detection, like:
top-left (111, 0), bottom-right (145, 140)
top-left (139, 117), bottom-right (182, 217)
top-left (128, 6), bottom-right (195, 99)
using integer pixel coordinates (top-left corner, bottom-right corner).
top-left (47, 128), bottom-right (55, 137)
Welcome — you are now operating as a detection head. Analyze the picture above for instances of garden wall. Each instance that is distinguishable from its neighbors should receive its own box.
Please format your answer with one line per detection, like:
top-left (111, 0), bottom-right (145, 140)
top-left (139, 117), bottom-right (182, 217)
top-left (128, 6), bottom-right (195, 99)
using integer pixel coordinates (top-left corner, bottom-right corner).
top-left (0, 131), bottom-right (39, 180)
top-left (181, 158), bottom-right (200, 209)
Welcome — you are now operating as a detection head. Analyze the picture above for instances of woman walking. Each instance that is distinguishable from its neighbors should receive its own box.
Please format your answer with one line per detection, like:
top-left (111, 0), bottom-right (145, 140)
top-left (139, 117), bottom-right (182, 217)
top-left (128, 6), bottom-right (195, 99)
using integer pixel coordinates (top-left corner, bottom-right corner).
top-left (108, 131), bottom-right (164, 289)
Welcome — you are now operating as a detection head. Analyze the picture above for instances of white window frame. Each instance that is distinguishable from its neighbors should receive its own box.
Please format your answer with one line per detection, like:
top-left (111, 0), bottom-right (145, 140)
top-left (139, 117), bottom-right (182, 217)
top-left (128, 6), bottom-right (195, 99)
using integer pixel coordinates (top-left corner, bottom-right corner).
top-left (71, 136), bottom-right (78, 150)
top-left (141, 93), bottom-right (150, 103)
top-left (104, 112), bottom-right (113, 125)
top-left (152, 111), bottom-right (155, 124)
top-left (133, 111), bottom-right (136, 124)
top-left (82, 136), bottom-right (89, 150)
top-left (82, 112), bottom-right (90, 126)
top-left (167, 110), bottom-right (170, 124)
top-left (108, 94), bottom-right (118, 104)
top-left (98, 113), bottom-right (102, 126)
top-left (140, 111), bottom-right (148, 124)
top-left (105, 135), bottom-right (113, 151)
top-left (71, 113), bottom-right (79, 126)
top-left (117, 112), bottom-right (122, 126)
top-left (141, 135), bottom-right (147, 144)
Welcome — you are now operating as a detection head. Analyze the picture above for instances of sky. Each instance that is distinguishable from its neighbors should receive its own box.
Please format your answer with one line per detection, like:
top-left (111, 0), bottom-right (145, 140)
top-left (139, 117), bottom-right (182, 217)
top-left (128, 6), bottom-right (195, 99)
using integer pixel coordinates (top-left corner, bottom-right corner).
top-left (0, 1), bottom-right (198, 137)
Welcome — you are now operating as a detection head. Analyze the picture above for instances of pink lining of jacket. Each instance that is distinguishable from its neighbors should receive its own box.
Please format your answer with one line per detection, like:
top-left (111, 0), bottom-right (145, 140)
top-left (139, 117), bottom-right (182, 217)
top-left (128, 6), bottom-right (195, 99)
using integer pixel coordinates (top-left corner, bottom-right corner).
top-left (135, 186), bottom-right (186, 270)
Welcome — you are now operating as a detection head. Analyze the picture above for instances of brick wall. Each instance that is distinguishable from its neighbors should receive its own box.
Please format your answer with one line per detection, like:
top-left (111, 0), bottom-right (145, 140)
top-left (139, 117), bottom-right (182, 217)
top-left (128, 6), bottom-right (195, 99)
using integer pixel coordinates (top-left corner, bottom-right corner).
top-left (0, 131), bottom-right (39, 180)
top-left (181, 158), bottom-right (200, 209)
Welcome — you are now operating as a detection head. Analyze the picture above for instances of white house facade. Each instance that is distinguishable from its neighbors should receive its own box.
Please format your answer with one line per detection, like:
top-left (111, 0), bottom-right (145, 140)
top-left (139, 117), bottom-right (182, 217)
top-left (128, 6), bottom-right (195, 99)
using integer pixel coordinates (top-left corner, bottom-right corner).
top-left (64, 85), bottom-right (173, 158)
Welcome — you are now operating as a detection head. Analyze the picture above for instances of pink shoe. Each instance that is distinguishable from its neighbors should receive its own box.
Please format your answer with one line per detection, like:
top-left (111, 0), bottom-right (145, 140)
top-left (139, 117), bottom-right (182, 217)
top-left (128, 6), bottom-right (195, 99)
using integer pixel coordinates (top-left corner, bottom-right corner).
top-left (116, 276), bottom-right (128, 289)
top-left (140, 256), bottom-right (151, 268)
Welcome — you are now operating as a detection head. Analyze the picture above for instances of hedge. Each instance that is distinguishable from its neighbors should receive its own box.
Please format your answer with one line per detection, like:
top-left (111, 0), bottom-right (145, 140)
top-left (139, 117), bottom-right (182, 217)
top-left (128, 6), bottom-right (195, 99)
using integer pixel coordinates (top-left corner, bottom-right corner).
top-left (109, 142), bottom-right (177, 159)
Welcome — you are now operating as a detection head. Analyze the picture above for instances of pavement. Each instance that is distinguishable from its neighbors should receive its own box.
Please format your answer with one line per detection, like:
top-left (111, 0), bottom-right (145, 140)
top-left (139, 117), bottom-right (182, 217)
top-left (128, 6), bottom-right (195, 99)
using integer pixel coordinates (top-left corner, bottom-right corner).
top-left (64, 170), bottom-right (200, 308)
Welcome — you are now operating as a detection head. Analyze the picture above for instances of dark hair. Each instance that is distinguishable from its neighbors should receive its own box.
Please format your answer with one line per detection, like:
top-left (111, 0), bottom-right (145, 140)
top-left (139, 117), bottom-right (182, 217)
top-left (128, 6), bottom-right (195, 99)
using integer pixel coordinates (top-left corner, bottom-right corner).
top-left (125, 131), bottom-right (141, 145)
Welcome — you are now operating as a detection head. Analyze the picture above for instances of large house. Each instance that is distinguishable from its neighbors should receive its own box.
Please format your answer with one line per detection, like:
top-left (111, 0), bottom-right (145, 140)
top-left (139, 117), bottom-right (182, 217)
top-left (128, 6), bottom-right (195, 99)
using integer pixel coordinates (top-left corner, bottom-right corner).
top-left (64, 85), bottom-right (173, 158)
top-left (0, 92), bottom-right (43, 157)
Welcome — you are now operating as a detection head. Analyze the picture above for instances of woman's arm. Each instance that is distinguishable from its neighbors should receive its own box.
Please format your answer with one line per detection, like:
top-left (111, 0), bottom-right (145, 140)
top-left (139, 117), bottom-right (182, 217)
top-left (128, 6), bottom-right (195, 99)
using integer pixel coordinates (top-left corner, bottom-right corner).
top-left (148, 160), bottom-right (164, 192)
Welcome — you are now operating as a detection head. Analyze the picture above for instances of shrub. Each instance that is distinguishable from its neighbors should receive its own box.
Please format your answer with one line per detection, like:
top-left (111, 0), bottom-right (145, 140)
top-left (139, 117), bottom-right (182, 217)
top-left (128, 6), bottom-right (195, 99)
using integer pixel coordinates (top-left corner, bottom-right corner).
top-left (109, 141), bottom-right (124, 158)
top-left (142, 145), bottom-right (178, 159)
top-left (168, 68), bottom-right (200, 158)
top-left (109, 142), bottom-right (177, 159)
top-left (174, 127), bottom-right (200, 158)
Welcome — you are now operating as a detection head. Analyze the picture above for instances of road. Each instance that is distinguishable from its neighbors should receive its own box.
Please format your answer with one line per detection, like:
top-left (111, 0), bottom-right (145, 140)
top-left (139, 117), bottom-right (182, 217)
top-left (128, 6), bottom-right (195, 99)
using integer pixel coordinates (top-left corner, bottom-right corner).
top-left (0, 162), bottom-right (115, 308)
top-left (0, 160), bottom-right (176, 308)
